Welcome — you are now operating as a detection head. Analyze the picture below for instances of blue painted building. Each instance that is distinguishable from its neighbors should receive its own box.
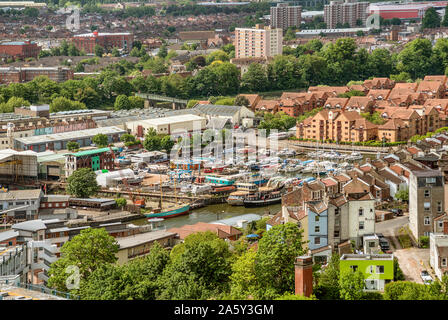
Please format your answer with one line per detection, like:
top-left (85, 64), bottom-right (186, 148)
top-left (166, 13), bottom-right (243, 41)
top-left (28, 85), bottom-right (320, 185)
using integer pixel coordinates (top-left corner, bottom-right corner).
top-left (307, 201), bottom-right (328, 250)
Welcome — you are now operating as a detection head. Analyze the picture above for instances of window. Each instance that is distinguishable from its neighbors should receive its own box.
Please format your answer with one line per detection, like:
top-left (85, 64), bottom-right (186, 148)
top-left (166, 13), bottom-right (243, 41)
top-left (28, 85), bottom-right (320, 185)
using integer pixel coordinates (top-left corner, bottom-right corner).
top-left (350, 265), bottom-right (358, 272)
top-left (438, 201), bottom-right (443, 212)
top-left (376, 265), bottom-right (385, 274)
top-left (315, 226), bottom-right (320, 233)
top-left (359, 208), bottom-right (364, 216)
top-left (369, 241), bottom-right (376, 247)
top-left (424, 189), bottom-right (430, 197)
top-left (439, 221), bottom-right (444, 229)
top-left (334, 230), bottom-right (340, 237)
top-left (359, 221), bottom-right (364, 230)
top-left (424, 216), bottom-right (431, 225)
top-left (424, 202), bottom-right (431, 211)
top-left (315, 215), bottom-right (320, 222)
top-left (442, 258), bottom-right (447, 267)
top-left (426, 177), bottom-right (436, 184)
top-left (315, 237), bottom-right (320, 245)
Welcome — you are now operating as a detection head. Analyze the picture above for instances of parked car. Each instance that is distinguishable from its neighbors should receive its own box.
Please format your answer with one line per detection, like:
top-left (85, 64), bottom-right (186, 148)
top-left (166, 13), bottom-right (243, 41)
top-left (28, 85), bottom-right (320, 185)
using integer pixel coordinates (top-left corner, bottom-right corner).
top-left (379, 238), bottom-right (390, 252)
top-left (391, 208), bottom-right (403, 216)
top-left (421, 270), bottom-right (433, 285)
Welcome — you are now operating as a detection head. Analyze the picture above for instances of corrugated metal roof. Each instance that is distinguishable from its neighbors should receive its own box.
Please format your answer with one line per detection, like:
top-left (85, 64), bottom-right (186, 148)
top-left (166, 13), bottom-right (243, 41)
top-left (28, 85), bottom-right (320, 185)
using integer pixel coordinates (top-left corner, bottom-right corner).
top-left (72, 147), bottom-right (117, 157)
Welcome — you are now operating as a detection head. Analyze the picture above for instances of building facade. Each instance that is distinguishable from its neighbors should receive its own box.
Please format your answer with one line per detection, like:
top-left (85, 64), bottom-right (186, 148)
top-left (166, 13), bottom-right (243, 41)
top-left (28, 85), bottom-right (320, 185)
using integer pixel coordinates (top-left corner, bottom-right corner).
top-left (270, 3), bottom-right (302, 30)
top-left (234, 24), bottom-right (283, 59)
top-left (0, 66), bottom-right (73, 84)
top-left (0, 40), bottom-right (41, 60)
top-left (409, 169), bottom-right (445, 240)
top-left (72, 31), bottom-right (134, 54)
top-left (324, 0), bottom-right (369, 29)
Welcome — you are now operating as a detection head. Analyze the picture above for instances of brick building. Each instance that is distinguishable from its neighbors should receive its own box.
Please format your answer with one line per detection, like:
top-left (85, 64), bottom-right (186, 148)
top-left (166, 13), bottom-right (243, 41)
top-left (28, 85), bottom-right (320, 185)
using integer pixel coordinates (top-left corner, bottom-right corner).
top-left (0, 40), bottom-right (41, 60)
top-left (72, 31), bottom-right (134, 54)
top-left (0, 66), bottom-right (73, 84)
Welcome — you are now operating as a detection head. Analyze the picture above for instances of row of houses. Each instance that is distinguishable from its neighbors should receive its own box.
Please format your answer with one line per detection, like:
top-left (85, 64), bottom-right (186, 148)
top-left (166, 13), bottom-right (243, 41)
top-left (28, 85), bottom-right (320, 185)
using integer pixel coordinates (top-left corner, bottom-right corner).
top-left (240, 76), bottom-right (448, 143)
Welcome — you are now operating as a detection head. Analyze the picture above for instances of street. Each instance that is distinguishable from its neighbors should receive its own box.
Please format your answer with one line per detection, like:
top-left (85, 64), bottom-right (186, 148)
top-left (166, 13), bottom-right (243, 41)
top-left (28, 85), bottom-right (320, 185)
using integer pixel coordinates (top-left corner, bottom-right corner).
top-left (375, 214), bottom-right (432, 284)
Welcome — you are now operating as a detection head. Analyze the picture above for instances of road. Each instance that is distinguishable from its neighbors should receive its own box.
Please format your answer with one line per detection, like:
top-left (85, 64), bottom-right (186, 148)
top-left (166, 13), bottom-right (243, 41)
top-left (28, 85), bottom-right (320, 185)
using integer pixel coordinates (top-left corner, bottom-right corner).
top-left (374, 214), bottom-right (432, 284)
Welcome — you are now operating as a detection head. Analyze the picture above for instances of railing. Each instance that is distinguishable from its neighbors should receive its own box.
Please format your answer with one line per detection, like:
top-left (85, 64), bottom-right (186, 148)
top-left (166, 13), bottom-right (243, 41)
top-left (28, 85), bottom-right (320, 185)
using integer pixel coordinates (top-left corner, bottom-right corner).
top-left (16, 282), bottom-right (80, 300)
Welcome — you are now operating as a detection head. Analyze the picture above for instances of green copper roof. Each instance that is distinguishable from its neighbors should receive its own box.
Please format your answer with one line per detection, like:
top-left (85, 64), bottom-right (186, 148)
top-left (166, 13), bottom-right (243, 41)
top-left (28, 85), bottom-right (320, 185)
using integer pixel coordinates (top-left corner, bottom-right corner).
top-left (72, 147), bottom-right (118, 157)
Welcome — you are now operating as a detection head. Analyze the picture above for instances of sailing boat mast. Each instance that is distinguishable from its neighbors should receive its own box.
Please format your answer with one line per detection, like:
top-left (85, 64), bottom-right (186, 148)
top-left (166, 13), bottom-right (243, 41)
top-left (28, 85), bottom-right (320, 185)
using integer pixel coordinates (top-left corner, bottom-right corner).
top-left (159, 174), bottom-right (163, 210)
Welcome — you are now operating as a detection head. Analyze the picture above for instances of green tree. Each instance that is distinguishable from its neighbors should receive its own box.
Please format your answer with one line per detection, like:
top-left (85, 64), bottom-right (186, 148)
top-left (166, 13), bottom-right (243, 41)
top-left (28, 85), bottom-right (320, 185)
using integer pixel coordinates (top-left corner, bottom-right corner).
top-left (47, 228), bottom-right (119, 293)
top-left (205, 50), bottom-right (230, 65)
top-left (114, 94), bottom-right (131, 111)
top-left (240, 63), bottom-right (268, 92)
top-left (442, 5), bottom-right (448, 27)
top-left (111, 48), bottom-right (120, 57)
top-left (49, 97), bottom-right (86, 113)
top-left (422, 7), bottom-right (441, 29)
top-left (143, 128), bottom-right (161, 151)
top-left (315, 253), bottom-right (341, 300)
top-left (158, 232), bottom-right (232, 300)
top-left (94, 44), bottom-right (105, 57)
top-left (229, 248), bottom-right (259, 299)
top-left (395, 188), bottom-right (409, 201)
top-left (92, 133), bottom-right (109, 147)
top-left (339, 270), bottom-right (366, 300)
top-left (67, 141), bottom-right (80, 151)
top-left (129, 96), bottom-right (144, 109)
top-left (115, 198), bottom-right (127, 209)
top-left (66, 168), bottom-right (100, 198)
top-left (160, 135), bottom-right (175, 152)
top-left (396, 38), bottom-right (440, 79)
top-left (157, 44), bottom-right (168, 59)
top-left (255, 223), bottom-right (306, 298)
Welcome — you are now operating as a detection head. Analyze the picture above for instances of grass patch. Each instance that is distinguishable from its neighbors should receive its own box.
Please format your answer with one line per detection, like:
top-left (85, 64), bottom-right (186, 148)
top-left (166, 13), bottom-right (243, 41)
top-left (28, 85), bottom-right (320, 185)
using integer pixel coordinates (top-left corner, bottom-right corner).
top-left (397, 227), bottom-right (412, 248)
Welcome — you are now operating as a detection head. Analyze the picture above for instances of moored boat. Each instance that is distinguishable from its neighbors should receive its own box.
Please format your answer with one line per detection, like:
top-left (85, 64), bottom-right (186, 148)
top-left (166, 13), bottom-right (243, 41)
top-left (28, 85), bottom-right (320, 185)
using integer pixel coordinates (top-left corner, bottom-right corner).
top-left (145, 204), bottom-right (191, 218)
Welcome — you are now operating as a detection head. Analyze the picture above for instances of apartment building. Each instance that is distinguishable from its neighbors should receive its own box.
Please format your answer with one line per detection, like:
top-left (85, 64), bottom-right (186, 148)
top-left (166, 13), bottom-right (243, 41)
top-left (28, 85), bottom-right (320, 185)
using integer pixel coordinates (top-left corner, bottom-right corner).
top-left (234, 24), bottom-right (283, 59)
top-left (270, 3), bottom-right (302, 30)
top-left (72, 31), bottom-right (134, 54)
top-left (409, 169), bottom-right (445, 240)
top-left (296, 109), bottom-right (378, 143)
top-left (324, 0), bottom-right (369, 29)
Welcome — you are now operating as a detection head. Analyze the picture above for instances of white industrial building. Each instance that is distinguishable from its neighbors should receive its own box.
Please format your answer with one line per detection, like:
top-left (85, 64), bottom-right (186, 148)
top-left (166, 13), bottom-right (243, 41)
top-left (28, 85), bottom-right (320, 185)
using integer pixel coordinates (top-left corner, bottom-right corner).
top-left (126, 114), bottom-right (206, 137)
top-left (14, 126), bottom-right (125, 152)
top-left (0, 149), bottom-right (38, 181)
top-left (96, 168), bottom-right (135, 188)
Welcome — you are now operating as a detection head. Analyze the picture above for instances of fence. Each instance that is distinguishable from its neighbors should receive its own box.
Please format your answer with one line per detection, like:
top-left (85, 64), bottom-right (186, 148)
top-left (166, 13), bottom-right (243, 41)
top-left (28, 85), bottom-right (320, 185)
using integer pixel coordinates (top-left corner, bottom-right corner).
top-left (16, 282), bottom-right (80, 300)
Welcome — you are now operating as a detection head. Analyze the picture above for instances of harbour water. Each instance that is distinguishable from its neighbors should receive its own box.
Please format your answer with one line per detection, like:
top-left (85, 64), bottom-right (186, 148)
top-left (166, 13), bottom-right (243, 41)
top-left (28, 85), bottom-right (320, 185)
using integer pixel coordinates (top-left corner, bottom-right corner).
top-left (134, 202), bottom-right (282, 229)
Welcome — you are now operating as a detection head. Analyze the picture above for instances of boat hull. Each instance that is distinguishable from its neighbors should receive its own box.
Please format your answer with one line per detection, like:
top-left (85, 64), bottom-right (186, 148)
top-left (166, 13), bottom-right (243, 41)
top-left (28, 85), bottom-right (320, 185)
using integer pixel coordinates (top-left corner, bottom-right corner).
top-left (145, 204), bottom-right (190, 218)
top-left (227, 198), bottom-right (245, 206)
top-left (243, 197), bottom-right (282, 207)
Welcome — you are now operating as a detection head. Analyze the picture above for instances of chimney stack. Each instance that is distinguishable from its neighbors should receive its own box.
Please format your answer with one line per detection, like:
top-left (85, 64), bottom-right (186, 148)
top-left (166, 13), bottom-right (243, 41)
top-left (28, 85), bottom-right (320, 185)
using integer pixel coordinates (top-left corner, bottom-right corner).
top-left (294, 255), bottom-right (313, 297)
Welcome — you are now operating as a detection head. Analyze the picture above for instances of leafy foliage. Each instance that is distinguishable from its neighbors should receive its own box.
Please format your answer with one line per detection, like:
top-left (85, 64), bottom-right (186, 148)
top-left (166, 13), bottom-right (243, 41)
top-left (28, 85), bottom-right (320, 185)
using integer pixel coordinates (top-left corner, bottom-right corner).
top-left (66, 168), bottom-right (100, 198)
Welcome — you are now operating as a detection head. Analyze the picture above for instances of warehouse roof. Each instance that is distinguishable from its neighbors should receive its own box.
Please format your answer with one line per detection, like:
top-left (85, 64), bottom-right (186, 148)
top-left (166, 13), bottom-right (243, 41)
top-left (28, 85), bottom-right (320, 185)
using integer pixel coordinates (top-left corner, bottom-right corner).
top-left (193, 104), bottom-right (249, 117)
top-left (0, 189), bottom-right (42, 201)
top-left (127, 114), bottom-right (206, 126)
top-left (37, 153), bottom-right (68, 163)
top-left (15, 127), bottom-right (125, 145)
top-left (117, 230), bottom-right (177, 249)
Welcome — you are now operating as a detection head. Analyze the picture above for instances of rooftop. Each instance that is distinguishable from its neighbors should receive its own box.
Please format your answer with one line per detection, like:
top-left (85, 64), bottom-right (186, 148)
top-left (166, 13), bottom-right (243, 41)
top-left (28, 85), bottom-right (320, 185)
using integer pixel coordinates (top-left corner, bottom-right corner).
top-left (116, 230), bottom-right (176, 249)
top-left (341, 253), bottom-right (394, 261)
top-left (15, 126), bottom-right (125, 145)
